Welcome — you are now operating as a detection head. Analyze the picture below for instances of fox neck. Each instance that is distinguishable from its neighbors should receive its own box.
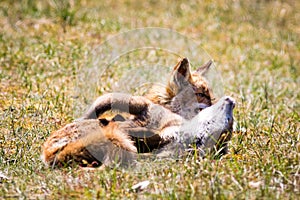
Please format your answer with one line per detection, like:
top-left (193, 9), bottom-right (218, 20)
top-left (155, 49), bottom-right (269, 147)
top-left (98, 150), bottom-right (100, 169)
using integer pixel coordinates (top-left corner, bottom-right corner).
top-left (146, 84), bottom-right (175, 108)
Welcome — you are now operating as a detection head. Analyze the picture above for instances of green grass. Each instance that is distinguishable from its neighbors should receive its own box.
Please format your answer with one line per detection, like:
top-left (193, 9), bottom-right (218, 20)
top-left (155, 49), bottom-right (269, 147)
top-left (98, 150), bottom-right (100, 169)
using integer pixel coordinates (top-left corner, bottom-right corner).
top-left (0, 0), bottom-right (299, 199)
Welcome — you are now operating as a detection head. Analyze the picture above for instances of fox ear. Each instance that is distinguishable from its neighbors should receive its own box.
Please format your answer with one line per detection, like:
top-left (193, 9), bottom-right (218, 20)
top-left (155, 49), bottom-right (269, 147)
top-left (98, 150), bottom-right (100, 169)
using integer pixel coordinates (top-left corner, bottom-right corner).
top-left (173, 57), bottom-right (192, 82)
top-left (196, 60), bottom-right (213, 76)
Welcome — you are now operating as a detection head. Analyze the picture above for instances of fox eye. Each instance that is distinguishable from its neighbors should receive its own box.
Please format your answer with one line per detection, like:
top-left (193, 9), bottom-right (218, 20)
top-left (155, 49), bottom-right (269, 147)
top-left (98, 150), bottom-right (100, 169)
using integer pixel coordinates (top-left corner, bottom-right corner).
top-left (195, 92), bottom-right (212, 101)
top-left (195, 93), bottom-right (205, 98)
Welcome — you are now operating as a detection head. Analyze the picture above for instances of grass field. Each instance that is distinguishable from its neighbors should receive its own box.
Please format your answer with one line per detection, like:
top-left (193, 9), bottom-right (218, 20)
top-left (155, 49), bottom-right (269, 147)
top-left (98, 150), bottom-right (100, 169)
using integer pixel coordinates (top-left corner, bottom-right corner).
top-left (0, 0), bottom-right (299, 199)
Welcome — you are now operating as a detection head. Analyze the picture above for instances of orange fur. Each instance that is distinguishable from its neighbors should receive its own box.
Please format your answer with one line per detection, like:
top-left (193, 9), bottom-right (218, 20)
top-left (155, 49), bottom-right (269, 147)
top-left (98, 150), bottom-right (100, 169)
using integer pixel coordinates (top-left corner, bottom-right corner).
top-left (42, 58), bottom-right (217, 168)
top-left (42, 120), bottom-right (137, 167)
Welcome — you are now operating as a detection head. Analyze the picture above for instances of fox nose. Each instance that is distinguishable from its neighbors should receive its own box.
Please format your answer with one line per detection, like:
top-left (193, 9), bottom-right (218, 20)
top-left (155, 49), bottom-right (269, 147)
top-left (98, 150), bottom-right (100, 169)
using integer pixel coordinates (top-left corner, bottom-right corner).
top-left (224, 96), bottom-right (236, 109)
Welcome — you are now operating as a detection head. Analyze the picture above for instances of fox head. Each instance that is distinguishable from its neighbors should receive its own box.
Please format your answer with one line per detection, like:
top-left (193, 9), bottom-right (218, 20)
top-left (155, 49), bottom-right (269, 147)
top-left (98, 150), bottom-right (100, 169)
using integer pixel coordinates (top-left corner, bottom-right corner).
top-left (147, 58), bottom-right (214, 120)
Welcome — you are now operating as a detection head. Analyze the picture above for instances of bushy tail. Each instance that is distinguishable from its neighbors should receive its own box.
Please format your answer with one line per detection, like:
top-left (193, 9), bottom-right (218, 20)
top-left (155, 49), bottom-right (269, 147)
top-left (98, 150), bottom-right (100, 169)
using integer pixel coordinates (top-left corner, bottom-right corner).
top-left (41, 119), bottom-right (137, 168)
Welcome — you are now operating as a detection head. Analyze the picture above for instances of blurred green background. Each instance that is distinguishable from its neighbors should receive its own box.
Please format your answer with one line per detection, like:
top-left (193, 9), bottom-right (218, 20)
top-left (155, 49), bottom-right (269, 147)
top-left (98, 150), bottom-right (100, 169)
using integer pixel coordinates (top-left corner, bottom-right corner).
top-left (0, 0), bottom-right (299, 199)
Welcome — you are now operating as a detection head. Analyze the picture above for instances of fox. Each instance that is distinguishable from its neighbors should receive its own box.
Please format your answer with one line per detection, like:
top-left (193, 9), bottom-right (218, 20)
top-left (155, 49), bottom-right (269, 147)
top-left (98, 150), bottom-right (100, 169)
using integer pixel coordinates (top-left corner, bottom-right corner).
top-left (77, 57), bottom-right (215, 154)
top-left (41, 58), bottom-right (223, 167)
top-left (41, 95), bottom-right (235, 168)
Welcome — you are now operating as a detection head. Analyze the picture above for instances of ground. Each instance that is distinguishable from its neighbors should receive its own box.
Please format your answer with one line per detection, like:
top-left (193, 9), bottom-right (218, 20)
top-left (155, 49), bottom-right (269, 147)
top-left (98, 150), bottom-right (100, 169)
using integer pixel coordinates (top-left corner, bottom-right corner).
top-left (0, 0), bottom-right (299, 199)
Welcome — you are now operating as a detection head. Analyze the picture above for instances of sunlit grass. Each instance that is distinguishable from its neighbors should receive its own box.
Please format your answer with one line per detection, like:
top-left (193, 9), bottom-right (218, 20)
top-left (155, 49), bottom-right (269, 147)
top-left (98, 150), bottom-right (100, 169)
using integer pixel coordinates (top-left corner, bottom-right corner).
top-left (0, 0), bottom-right (299, 199)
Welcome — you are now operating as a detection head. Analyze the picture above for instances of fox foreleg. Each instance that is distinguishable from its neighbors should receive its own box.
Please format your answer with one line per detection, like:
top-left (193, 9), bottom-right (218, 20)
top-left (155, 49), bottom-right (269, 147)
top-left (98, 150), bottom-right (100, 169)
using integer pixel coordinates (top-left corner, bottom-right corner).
top-left (81, 93), bottom-right (152, 120)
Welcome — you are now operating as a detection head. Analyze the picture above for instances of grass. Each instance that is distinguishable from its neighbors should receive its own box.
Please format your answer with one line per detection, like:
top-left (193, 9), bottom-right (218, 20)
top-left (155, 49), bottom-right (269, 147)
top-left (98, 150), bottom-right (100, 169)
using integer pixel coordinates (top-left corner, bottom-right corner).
top-left (0, 0), bottom-right (299, 199)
